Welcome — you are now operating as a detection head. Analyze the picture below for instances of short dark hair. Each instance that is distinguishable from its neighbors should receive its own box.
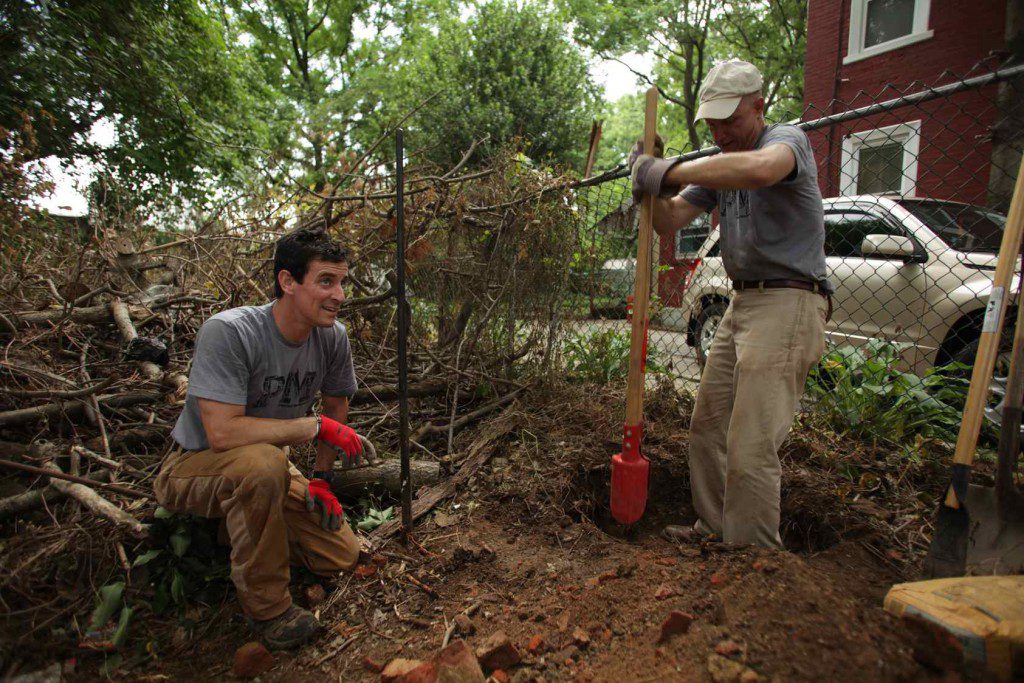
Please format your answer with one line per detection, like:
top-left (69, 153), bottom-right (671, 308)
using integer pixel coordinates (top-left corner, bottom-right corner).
top-left (273, 228), bottom-right (348, 298)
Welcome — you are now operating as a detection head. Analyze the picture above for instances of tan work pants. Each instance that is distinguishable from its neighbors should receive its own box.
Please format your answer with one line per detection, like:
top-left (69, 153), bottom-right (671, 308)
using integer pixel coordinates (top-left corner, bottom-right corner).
top-left (689, 288), bottom-right (827, 548)
top-left (154, 444), bottom-right (360, 620)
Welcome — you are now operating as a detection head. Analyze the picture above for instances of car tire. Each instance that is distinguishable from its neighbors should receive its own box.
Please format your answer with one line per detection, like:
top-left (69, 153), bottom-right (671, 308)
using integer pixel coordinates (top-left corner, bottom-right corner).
top-left (948, 337), bottom-right (1022, 439)
top-left (695, 301), bottom-right (727, 368)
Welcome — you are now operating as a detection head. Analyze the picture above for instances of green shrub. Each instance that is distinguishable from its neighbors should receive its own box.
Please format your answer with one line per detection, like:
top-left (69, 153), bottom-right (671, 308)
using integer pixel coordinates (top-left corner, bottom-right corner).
top-left (561, 326), bottom-right (665, 383)
top-left (806, 339), bottom-right (995, 447)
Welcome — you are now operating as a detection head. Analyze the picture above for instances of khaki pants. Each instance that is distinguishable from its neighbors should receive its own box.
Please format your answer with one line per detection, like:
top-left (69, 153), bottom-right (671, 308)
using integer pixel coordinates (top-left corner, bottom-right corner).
top-left (689, 288), bottom-right (827, 548)
top-left (154, 444), bottom-right (360, 620)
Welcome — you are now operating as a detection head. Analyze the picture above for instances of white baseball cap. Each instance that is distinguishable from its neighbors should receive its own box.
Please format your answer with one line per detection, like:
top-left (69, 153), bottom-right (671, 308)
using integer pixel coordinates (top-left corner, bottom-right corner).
top-left (695, 59), bottom-right (764, 121)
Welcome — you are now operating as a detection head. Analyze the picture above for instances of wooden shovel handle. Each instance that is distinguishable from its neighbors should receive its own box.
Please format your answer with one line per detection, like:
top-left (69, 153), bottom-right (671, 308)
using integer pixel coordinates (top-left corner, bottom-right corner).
top-left (1003, 259), bottom-right (1024, 417)
top-left (951, 155), bottom-right (1024, 470)
top-left (625, 88), bottom-right (659, 424)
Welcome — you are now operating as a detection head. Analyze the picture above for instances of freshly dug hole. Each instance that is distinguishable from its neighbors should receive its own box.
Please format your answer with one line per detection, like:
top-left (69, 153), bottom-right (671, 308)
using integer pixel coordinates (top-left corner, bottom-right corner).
top-left (566, 459), bottom-right (863, 552)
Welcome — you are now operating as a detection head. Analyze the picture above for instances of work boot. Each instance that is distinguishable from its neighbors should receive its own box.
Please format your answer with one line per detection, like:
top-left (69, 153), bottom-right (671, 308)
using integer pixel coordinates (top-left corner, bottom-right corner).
top-left (254, 604), bottom-right (322, 650)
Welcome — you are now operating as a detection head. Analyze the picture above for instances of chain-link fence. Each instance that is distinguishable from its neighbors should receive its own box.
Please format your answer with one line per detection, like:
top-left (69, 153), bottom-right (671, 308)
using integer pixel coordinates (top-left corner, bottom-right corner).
top-left (568, 60), bottom-right (1024, 449)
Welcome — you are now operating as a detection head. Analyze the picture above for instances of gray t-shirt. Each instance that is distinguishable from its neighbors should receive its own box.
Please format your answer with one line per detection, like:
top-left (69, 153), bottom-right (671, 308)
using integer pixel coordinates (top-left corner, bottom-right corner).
top-left (681, 123), bottom-right (831, 292)
top-left (170, 303), bottom-right (358, 451)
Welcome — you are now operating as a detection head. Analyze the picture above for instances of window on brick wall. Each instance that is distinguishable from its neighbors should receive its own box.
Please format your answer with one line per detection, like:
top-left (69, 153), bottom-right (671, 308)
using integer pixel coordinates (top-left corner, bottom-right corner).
top-left (844, 0), bottom-right (932, 64)
top-left (839, 121), bottom-right (921, 197)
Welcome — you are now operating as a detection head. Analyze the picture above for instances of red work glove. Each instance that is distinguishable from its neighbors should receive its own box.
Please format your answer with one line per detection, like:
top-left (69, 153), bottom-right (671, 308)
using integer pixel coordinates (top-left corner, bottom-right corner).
top-left (316, 415), bottom-right (364, 464)
top-left (305, 479), bottom-right (344, 531)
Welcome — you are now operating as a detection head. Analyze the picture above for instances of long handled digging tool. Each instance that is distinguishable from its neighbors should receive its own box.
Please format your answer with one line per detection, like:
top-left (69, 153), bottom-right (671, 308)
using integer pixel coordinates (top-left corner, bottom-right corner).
top-left (924, 155), bottom-right (1024, 578)
top-left (610, 87), bottom-right (658, 525)
top-left (963, 249), bottom-right (1024, 574)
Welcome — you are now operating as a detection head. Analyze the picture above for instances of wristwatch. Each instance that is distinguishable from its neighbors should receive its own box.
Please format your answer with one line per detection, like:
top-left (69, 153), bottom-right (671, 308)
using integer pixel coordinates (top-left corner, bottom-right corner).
top-left (312, 469), bottom-right (334, 484)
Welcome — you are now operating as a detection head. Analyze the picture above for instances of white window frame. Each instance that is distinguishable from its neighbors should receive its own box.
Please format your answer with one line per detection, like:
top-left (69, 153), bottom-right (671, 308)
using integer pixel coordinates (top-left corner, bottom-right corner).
top-left (674, 214), bottom-right (713, 260)
top-left (843, 0), bottom-right (933, 65)
top-left (840, 120), bottom-right (921, 197)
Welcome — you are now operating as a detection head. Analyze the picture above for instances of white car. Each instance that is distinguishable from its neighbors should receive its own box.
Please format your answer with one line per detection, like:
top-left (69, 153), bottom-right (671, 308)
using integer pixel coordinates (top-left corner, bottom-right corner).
top-left (679, 195), bottom-right (1013, 418)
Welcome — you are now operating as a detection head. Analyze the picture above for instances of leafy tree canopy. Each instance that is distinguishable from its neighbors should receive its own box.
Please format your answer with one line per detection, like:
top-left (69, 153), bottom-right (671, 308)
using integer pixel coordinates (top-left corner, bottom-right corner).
top-left (1, 0), bottom-right (267, 202)
top-left (394, 0), bottom-right (601, 172)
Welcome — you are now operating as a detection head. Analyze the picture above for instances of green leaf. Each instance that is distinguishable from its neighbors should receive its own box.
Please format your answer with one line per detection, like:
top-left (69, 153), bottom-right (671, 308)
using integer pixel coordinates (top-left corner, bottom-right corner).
top-left (99, 653), bottom-right (123, 677)
top-left (112, 606), bottom-right (133, 648)
top-left (170, 530), bottom-right (191, 557)
top-left (133, 549), bottom-right (163, 567)
top-left (171, 570), bottom-right (186, 605)
top-left (88, 582), bottom-right (125, 632)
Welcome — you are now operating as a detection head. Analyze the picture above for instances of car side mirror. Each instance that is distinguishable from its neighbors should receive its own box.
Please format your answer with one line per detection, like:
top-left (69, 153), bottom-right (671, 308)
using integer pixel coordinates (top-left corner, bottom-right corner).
top-left (861, 234), bottom-right (925, 263)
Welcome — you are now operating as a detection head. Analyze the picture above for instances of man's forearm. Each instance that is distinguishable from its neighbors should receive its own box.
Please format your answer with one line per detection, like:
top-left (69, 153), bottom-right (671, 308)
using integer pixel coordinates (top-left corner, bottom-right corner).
top-left (208, 415), bottom-right (317, 452)
top-left (652, 196), bottom-right (680, 236)
top-left (665, 151), bottom-right (776, 191)
top-left (314, 398), bottom-right (351, 472)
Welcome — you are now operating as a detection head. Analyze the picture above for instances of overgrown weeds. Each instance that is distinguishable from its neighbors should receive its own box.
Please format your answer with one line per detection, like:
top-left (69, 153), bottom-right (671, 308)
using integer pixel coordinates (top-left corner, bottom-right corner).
top-left (806, 339), bottom-right (996, 451)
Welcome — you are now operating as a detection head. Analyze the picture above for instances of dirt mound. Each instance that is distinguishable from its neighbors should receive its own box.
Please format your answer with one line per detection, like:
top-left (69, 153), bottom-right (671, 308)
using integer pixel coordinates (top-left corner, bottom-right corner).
top-left (17, 382), bottom-right (949, 681)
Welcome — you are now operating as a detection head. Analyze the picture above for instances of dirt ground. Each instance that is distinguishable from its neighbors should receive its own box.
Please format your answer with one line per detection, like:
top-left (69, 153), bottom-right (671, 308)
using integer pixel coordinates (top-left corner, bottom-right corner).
top-left (12, 381), bottom-right (965, 682)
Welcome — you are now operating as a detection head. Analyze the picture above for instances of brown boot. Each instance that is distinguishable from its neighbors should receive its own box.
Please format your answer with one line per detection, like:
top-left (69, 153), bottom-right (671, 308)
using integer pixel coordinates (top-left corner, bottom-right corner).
top-left (254, 604), bottom-right (322, 650)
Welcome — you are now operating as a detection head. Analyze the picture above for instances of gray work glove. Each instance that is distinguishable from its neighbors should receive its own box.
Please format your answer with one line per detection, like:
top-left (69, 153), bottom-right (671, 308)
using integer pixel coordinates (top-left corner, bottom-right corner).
top-left (631, 154), bottom-right (682, 201)
top-left (628, 134), bottom-right (678, 202)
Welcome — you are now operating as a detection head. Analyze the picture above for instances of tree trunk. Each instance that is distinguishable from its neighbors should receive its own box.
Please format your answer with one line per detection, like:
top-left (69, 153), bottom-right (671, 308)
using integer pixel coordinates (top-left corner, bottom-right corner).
top-left (330, 460), bottom-right (440, 497)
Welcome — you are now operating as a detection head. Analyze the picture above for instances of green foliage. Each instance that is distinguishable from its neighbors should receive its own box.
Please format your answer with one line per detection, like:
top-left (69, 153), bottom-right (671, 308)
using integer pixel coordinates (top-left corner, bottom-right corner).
top-left (397, 0), bottom-right (601, 171)
top-left (561, 325), bottom-right (665, 383)
top-left (563, 0), bottom-right (808, 153)
top-left (1, 0), bottom-right (266, 202)
top-left (351, 491), bottom-right (396, 532)
top-left (356, 505), bottom-right (395, 532)
top-left (806, 340), bottom-right (995, 447)
top-left (132, 507), bottom-right (231, 616)
top-left (222, 0), bottom-right (390, 190)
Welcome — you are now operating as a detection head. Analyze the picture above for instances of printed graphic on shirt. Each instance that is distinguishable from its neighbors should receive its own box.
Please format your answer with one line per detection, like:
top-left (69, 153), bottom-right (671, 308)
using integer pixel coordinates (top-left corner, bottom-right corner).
top-left (254, 370), bottom-right (319, 409)
top-left (721, 190), bottom-right (750, 220)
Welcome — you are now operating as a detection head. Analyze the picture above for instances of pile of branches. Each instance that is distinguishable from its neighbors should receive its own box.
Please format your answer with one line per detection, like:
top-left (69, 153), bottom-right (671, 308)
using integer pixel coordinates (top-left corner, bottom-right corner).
top-left (0, 144), bottom-right (583, 668)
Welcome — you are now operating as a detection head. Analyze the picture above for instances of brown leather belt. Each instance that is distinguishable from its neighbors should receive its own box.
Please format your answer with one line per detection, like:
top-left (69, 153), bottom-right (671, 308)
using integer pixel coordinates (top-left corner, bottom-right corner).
top-left (732, 279), bottom-right (833, 322)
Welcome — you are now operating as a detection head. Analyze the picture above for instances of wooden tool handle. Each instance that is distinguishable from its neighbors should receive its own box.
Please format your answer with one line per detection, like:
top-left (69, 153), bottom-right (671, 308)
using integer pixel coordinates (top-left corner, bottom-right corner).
top-left (625, 87), bottom-right (659, 424)
top-left (1003, 261), bottom-right (1024, 416)
top-left (951, 155), bottom-right (1024, 470)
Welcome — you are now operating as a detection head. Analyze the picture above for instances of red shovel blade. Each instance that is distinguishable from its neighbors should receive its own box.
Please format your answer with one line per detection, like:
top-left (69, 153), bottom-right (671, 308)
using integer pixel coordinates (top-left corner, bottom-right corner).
top-left (610, 423), bottom-right (649, 524)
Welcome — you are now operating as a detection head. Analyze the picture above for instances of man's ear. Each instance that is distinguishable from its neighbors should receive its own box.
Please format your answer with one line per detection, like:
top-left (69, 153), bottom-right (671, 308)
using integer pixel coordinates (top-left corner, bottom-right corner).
top-left (278, 269), bottom-right (296, 296)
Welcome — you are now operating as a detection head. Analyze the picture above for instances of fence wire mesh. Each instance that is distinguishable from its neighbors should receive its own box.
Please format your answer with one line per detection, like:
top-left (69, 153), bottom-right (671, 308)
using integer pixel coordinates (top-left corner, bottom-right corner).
top-left (569, 60), bottom-right (1024, 451)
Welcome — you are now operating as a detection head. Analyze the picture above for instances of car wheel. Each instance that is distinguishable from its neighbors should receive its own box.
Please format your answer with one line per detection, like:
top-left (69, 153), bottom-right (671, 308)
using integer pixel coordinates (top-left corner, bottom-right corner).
top-left (695, 301), bottom-right (727, 367)
top-left (949, 339), bottom-right (1022, 439)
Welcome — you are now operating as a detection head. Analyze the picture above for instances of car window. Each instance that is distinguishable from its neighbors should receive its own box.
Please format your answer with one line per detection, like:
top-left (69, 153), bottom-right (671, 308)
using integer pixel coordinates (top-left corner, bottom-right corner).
top-left (707, 239), bottom-right (720, 257)
top-left (823, 210), bottom-right (904, 258)
top-left (897, 199), bottom-right (1005, 254)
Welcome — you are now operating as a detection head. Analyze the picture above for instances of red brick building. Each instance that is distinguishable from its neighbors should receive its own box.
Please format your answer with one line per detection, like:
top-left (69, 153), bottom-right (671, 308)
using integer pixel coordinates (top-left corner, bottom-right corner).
top-left (656, 0), bottom-right (1016, 312)
top-left (803, 0), bottom-right (1011, 205)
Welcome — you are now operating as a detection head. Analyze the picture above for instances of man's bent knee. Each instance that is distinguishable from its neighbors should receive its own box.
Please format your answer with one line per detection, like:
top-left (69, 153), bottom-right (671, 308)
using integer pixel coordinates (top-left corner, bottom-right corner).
top-left (231, 444), bottom-right (290, 493)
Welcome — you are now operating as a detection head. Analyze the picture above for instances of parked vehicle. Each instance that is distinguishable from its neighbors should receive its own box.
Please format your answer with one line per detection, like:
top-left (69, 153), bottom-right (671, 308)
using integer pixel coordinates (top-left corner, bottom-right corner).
top-left (589, 257), bottom-right (636, 319)
top-left (679, 195), bottom-right (1015, 425)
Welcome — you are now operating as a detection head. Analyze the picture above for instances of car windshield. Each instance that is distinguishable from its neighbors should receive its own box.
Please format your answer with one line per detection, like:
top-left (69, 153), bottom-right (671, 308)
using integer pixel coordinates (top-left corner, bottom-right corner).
top-left (897, 199), bottom-right (1007, 254)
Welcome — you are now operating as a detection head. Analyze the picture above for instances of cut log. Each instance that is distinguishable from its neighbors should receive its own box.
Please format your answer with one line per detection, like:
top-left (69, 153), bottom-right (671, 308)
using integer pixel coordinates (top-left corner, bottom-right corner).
top-left (12, 301), bottom-right (151, 327)
top-left (330, 459), bottom-right (440, 497)
top-left (351, 380), bottom-right (446, 406)
top-left (86, 423), bottom-right (169, 452)
top-left (0, 470), bottom-right (111, 520)
top-left (0, 391), bottom-right (161, 428)
top-left (43, 462), bottom-right (149, 538)
top-left (369, 406), bottom-right (518, 545)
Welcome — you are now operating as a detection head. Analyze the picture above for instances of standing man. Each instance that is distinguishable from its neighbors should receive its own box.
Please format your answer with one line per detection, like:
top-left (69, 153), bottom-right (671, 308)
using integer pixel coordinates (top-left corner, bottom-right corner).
top-left (155, 227), bottom-right (373, 649)
top-left (630, 59), bottom-right (830, 548)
